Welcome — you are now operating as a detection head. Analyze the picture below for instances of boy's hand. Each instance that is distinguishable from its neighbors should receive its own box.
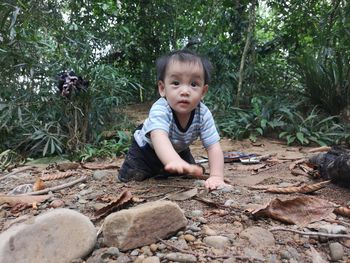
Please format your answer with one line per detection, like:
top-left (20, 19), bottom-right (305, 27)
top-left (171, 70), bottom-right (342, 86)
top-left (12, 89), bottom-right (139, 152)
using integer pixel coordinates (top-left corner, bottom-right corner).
top-left (205, 176), bottom-right (225, 190)
top-left (164, 161), bottom-right (203, 177)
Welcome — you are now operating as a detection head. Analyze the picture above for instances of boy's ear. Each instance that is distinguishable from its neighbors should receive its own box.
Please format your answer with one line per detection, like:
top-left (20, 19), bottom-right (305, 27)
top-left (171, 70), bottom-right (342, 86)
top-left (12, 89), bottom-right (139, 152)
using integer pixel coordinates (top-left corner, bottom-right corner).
top-left (201, 84), bottom-right (208, 99)
top-left (158, 81), bottom-right (166, 97)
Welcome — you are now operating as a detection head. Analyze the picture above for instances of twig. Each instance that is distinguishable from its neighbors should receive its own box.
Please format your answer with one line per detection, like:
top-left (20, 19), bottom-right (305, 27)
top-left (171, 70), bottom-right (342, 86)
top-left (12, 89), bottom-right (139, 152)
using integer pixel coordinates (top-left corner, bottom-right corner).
top-left (17, 176), bottom-right (88, 196)
top-left (270, 227), bottom-right (350, 239)
top-left (324, 219), bottom-right (350, 228)
top-left (96, 223), bottom-right (104, 237)
top-left (157, 238), bottom-right (263, 261)
top-left (0, 166), bottom-right (36, 182)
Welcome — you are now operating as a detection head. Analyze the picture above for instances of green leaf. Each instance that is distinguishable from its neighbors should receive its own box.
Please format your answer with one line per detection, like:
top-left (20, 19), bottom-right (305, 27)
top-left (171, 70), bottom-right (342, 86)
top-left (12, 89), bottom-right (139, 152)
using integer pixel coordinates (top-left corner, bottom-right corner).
top-left (296, 132), bottom-right (305, 144)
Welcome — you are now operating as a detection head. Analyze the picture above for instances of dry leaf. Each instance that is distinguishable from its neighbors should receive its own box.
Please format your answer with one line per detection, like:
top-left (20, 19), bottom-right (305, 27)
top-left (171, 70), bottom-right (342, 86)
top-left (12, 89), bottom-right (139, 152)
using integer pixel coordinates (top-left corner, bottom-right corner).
top-left (166, 188), bottom-right (198, 201)
top-left (41, 171), bottom-right (80, 181)
top-left (265, 181), bottom-right (330, 194)
top-left (94, 190), bottom-right (133, 219)
top-left (33, 177), bottom-right (46, 191)
top-left (289, 158), bottom-right (307, 170)
top-left (309, 246), bottom-right (328, 263)
top-left (81, 162), bottom-right (119, 170)
top-left (205, 209), bottom-right (229, 217)
top-left (249, 182), bottom-right (303, 190)
top-left (334, 206), bottom-right (350, 219)
top-left (56, 162), bottom-right (80, 171)
top-left (251, 196), bottom-right (336, 227)
top-left (291, 169), bottom-right (308, 176)
top-left (0, 194), bottom-right (51, 206)
top-left (231, 163), bottom-right (266, 171)
top-left (307, 146), bottom-right (331, 153)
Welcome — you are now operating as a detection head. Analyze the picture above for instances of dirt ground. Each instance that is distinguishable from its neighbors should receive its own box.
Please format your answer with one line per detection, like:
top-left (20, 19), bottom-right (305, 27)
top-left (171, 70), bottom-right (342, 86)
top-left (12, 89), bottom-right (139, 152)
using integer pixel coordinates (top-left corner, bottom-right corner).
top-left (0, 104), bottom-right (350, 262)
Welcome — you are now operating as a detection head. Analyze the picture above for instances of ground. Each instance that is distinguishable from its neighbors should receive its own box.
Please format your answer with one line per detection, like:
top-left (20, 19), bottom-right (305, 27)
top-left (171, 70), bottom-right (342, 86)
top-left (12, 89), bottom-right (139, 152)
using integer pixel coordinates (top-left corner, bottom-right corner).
top-left (0, 104), bottom-right (349, 262)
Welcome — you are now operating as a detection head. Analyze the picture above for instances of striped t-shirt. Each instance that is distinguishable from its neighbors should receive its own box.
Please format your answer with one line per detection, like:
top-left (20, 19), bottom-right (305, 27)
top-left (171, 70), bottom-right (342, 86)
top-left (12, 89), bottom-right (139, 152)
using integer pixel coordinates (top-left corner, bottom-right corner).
top-left (134, 97), bottom-right (220, 152)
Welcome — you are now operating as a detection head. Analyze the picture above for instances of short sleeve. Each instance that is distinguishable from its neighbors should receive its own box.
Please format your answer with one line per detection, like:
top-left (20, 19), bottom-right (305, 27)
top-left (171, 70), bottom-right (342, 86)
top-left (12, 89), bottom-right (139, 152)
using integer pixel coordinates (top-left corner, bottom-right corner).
top-left (200, 106), bottom-right (220, 148)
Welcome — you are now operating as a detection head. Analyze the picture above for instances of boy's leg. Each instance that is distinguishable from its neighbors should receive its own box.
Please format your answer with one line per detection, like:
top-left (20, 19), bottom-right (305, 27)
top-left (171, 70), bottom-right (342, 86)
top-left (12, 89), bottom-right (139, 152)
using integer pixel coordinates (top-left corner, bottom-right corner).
top-left (118, 140), bottom-right (165, 182)
top-left (118, 140), bottom-right (153, 182)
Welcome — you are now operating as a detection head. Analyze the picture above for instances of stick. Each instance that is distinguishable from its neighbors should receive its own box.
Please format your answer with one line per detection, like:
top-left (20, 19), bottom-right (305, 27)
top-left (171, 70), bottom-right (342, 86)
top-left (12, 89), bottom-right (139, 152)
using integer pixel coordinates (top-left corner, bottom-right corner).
top-left (0, 166), bottom-right (36, 182)
top-left (17, 176), bottom-right (88, 196)
top-left (270, 227), bottom-right (350, 239)
top-left (157, 238), bottom-right (260, 261)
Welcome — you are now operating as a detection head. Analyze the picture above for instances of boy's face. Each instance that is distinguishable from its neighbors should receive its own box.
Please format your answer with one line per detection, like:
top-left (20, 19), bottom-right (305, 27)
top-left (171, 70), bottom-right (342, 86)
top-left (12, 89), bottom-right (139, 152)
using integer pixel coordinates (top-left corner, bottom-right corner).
top-left (158, 60), bottom-right (208, 117)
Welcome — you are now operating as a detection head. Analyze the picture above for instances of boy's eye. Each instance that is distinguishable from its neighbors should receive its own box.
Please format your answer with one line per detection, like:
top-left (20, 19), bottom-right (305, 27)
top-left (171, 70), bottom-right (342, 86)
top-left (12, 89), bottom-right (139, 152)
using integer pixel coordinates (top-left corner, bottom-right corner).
top-left (172, 81), bottom-right (180, 85)
top-left (191, 82), bottom-right (199, 87)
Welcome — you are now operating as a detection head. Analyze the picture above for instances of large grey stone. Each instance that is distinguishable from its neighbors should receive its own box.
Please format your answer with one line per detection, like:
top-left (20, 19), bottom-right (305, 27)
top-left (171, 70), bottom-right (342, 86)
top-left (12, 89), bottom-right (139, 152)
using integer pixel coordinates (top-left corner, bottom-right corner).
top-left (0, 208), bottom-right (96, 263)
top-left (103, 200), bottom-right (187, 250)
top-left (240, 226), bottom-right (275, 248)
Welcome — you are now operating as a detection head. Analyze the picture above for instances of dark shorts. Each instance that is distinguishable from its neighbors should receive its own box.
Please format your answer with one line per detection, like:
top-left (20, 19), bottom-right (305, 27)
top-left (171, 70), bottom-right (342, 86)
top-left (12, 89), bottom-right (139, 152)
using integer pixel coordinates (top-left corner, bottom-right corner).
top-left (118, 138), bottom-right (196, 182)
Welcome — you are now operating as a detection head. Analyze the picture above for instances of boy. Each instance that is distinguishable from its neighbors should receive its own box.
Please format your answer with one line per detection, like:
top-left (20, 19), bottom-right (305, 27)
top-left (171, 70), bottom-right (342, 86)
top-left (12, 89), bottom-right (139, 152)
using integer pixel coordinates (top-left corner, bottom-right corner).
top-left (118, 49), bottom-right (225, 190)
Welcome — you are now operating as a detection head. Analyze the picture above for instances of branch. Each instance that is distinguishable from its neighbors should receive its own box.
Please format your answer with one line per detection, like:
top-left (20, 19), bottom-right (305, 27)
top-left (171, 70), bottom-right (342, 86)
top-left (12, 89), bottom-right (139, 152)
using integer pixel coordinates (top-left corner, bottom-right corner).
top-left (17, 176), bottom-right (88, 196)
top-left (157, 238), bottom-right (263, 261)
top-left (270, 227), bottom-right (350, 239)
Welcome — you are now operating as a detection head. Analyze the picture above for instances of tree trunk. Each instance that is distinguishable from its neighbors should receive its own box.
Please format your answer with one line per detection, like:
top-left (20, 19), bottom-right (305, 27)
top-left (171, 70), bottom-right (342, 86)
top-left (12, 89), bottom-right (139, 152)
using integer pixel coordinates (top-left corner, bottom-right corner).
top-left (235, 0), bottom-right (256, 107)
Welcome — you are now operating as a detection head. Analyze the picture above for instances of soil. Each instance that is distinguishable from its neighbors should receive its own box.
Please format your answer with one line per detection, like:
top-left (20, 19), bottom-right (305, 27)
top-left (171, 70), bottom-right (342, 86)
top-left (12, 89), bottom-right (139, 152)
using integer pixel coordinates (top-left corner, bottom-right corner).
top-left (1, 104), bottom-right (350, 262)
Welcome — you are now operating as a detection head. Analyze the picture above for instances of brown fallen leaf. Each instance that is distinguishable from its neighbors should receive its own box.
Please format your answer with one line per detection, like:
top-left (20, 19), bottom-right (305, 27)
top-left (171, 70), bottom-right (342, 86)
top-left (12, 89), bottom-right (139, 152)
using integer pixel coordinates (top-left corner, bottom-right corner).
top-left (231, 163), bottom-right (266, 171)
top-left (33, 177), bottom-right (46, 191)
top-left (309, 246), bottom-right (328, 263)
top-left (291, 169), bottom-right (308, 176)
top-left (0, 194), bottom-right (51, 206)
top-left (289, 158), bottom-right (307, 170)
top-left (249, 182), bottom-right (303, 190)
top-left (251, 196), bottom-right (336, 227)
top-left (81, 162), bottom-right (119, 170)
top-left (334, 206), bottom-right (350, 219)
top-left (307, 146), bottom-right (331, 153)
top-left (41, 171), bottom-right (80, 181)
top-left (93, 190), bottom-right (133, 220)
top-left (265, 180), bottom-right (330, 194)
top-left (166, 188), bottom-right (198, 201)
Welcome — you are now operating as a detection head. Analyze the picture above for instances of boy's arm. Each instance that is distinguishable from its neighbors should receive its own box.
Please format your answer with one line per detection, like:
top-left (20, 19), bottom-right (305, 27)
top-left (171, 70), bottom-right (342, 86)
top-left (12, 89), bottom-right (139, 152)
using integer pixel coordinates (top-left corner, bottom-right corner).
top-left (150, 129), bottom-right (202, 176)
top-left (205, 142), bottom-right (225, 190)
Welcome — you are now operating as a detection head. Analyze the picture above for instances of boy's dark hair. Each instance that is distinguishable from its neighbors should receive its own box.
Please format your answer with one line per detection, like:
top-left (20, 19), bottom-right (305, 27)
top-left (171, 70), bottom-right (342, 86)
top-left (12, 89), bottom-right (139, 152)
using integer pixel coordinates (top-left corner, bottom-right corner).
top-left (156, 49), bottom-right (213, 85)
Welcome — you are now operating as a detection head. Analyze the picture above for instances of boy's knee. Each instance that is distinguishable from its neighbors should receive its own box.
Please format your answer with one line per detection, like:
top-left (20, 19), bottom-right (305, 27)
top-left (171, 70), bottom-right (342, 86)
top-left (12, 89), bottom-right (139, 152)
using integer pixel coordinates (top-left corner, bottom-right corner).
top-left (118, 168), bottom-right (149, 182)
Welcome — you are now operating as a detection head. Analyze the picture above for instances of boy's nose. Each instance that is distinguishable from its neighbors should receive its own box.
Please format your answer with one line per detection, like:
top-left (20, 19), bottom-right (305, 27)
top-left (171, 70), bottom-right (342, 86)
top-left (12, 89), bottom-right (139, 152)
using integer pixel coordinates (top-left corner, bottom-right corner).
top-left (180, 85), bottom-right (190, 96)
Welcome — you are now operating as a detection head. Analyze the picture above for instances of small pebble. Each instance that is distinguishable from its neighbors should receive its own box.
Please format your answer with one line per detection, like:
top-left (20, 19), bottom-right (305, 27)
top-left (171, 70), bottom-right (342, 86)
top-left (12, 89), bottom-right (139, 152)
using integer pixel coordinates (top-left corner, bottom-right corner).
top-left (329, 242), bottom-right (344, 261)
top-left (184, 234), bottom-right (196, 242)
top-left (150, 244), bottom-right (158, 252)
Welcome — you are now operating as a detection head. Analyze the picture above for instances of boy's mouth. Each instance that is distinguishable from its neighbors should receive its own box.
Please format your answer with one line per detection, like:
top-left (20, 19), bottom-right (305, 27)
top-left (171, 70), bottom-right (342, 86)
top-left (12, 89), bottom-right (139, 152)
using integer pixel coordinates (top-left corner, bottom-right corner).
top-left (178, 100), bottom-right (190, 105)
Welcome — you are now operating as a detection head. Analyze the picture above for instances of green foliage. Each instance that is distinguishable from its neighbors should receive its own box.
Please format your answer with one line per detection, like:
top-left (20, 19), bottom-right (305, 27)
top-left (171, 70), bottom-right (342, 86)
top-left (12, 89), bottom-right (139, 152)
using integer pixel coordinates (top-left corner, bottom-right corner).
top-left (295, 51), bottom-right (350, 116)
top-left (217, 97), bottom-right (348, 146)
top-left (79, 131), bottom-right (131, 162)
top-left (217, 96), bottom-right (285, 142)
top-left (278, 107), bottom-right (345, 146)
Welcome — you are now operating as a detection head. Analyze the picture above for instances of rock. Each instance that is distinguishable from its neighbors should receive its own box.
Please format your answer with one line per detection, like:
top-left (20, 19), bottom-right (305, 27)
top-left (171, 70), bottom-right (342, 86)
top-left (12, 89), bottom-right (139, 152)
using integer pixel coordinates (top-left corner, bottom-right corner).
top-left (141, 256), bottom-right (160, 263)
top-left (329, 242), bottom-right (344, 261)
top-left (57, 161), bottom-right (80, 171)
top-left (240, 226), bottom-right (275, 248)
top-left (189, 210), bottom-right (203, 218)
top-left (103, 200), bottom-right (187, 250)
top-left (243, 247), bottom-right (265, 261)
top-left (183, 234), bottom-right (196, 242)
top-left (93, 170), bottom-right (113, 180)
top-left (280, 246), bottom-right (300, 261)
top-left (166, 252), bottom-right (197, 262)
top-left (0, 208), bottom-right (96, 263)
top-left (116, 254), bottom-right (131, 263)
top-left (203, 236), bottom-right (230, 249)
top-left (49, 199), bottom-right (65, 208)
top-left (86, 247), bottom-right (120, 263)
top-left (202, 225), bottom-right (217, 236)
top-left (7, 184), bottom-right (33, 195)
top-left (149, 244), bottom-right (158, 252)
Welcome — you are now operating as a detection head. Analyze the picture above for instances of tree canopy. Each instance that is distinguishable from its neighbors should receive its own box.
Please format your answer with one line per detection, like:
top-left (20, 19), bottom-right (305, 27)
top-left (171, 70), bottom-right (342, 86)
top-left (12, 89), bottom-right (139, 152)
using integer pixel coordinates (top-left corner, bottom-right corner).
top-left (0, 0), bottom-right (349, 160)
